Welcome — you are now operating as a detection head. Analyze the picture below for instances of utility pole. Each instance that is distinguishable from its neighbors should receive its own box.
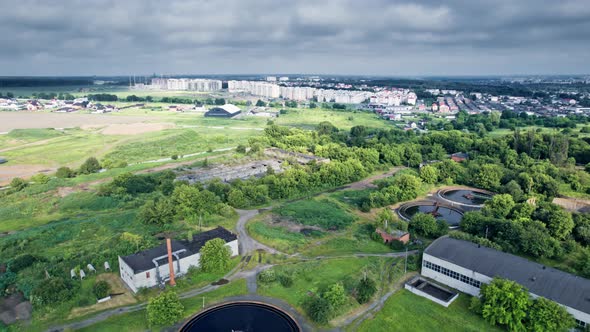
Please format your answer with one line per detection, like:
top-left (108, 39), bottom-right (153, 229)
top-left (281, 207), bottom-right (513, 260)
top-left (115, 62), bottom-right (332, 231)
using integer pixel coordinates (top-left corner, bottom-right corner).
top-left (404, 247), bottom-right (408, 274)
top-left (485, 226), bottom-right (489, 239)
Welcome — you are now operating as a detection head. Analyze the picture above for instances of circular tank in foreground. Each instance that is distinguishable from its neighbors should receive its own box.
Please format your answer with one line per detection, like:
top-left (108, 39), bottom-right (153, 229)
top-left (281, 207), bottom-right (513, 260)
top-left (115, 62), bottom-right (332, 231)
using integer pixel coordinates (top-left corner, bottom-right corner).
top-left (179, 301), bottom-right (301, 332)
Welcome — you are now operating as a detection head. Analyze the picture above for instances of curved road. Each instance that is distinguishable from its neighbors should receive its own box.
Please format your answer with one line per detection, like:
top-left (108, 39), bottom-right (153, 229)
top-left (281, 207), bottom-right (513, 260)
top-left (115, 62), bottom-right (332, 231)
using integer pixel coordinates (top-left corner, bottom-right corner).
top-left (235, 209), bottom-right (283, 255)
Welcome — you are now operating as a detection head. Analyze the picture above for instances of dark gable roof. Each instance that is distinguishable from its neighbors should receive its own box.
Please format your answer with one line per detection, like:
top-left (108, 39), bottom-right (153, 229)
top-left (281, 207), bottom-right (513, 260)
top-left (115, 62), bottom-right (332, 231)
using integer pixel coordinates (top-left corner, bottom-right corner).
top-left (425, 237), bottom-right (590, 314)
top-left (121, 240), bottom-right (190, 273)
top-left (121, 227), bottom-right (237, 274)
top-left (182, 226), bottom-right (237, 253)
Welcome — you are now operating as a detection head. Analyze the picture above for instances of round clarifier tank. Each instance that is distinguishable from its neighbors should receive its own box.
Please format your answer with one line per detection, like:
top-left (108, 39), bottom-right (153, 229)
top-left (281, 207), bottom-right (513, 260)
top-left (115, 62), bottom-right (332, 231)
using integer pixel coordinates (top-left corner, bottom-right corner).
top-left (179, 301), bottom-right (301, 332)
top-left (437, 187), bottom-right (495, 209)
top-left (398, 201), bottom-right (464, 228)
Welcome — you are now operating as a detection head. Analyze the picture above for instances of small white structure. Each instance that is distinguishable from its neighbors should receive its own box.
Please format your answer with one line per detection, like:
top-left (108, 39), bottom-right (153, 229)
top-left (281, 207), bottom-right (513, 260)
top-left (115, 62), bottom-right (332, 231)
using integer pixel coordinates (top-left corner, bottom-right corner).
top-left (104, 261), bottom-right (110, 271)
top-left (80, 269), bottom-right (86, 280)
top-left (118, 227), bottom-right (239, 293)
top-left (87, 264), bottom-right (96, 273)
top-left (423, 237), bottom-right (590, 330)
top-left (70, 269), bottom-right (76, 279)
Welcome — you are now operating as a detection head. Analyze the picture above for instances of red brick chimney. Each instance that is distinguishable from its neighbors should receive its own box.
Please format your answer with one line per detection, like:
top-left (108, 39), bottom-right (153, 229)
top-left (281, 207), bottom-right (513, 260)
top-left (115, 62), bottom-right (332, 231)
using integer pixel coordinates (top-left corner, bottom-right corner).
top-left (166, 238), bottom-right (176, 287)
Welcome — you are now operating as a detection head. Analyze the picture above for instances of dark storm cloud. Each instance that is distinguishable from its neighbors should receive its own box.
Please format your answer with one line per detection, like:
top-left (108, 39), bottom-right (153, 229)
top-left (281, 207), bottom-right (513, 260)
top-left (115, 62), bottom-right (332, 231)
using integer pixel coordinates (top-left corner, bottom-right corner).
top-left (0, 0), bottom-right (588, 75)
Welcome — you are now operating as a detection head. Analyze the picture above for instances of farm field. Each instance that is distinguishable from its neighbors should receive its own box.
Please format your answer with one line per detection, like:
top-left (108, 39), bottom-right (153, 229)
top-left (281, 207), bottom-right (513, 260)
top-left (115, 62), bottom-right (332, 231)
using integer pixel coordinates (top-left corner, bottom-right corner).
top-left (355, 290), bottom-right (501, 332)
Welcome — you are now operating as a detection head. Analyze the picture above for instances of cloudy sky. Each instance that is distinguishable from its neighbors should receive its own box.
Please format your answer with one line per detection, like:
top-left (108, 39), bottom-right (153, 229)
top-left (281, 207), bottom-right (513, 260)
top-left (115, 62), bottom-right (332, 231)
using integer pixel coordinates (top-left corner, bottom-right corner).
top-left (1, 0), bottom-right (589, 76)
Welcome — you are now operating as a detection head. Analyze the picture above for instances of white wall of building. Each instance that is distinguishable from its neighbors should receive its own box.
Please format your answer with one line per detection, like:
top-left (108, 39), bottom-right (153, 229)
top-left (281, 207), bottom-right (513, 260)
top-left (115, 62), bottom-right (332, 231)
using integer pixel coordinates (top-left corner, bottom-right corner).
top-left (120, 239), bottom-right (240, 293)
top-left (422, 253), bottom-right (492, 296)
top-left (422, 253), bottom-right (590, 326)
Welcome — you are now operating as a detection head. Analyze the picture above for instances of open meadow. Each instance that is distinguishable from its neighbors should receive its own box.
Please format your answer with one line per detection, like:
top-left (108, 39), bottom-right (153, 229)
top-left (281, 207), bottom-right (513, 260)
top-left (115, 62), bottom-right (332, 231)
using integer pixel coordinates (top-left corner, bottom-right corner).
top-left (0, 105), bottom-right (390, 185)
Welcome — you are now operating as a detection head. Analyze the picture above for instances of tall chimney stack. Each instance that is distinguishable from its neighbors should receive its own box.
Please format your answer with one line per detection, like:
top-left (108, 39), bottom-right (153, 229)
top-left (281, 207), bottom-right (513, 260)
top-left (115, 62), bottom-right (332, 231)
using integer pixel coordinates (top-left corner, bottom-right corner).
top-left (166, 238), bottom-right (176, 287)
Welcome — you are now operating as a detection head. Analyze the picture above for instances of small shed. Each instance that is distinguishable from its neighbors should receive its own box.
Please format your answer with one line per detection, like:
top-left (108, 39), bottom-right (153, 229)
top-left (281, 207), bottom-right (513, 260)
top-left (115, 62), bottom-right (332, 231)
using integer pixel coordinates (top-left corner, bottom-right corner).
top-left (104, 261), bottom-right (110, 271)
top-left (80, 269), bottom-right (86, 280)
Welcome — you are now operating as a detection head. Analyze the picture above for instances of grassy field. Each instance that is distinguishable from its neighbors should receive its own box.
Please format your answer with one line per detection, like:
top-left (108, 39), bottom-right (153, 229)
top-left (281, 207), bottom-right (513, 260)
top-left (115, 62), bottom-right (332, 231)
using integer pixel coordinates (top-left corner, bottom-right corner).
top-left (258, 257), bottom-right (403, 327)
top-left (77, 279), bottom-right (248, 332)
top-left (274, 197), bottom-right (357, 230)
top-left (355, 290), bottom-right (501, 332)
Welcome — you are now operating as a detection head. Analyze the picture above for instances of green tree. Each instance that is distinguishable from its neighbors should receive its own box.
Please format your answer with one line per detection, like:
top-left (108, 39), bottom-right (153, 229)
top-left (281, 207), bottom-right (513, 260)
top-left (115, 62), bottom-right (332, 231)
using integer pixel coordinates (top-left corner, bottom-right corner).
top-left (255, 99), bottom-right (266, 107)
top-left (356, 277), bottom-right (377, 304)
top-left (92, 280), bottom-right (111, 299)
top-left (533, 203), bottom-right (574, 240)
top-left (138, 198), bottom-right (175, 225)
top-left (409, 213), bottom-right (438, 237)
top-left (324, 282), bottom-right (347, 309)
top-left (147, 291), bottom-right (184, 326)
top-left (419, 165), bottom-right (439, 184)
top-left (474, 164), bottom-right (503, 190)
top-left (480, 278), bottom-right (530, 331)
top-left (199, 238), bottom-right (231, 272)
top-left (526, 297), bottom-right (575, 332)
top-left (79, 157), bottom-right (101, 174)
top-left (482, 194), bottom-right (515, 218)
top-left (55, 166), bottom-right (75, 178)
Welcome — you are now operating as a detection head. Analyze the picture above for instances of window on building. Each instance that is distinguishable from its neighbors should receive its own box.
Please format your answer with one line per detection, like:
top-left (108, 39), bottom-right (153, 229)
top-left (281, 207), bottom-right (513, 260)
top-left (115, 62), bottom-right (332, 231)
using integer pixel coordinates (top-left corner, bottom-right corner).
top-left (146, 271), bottom-right (150, 278)
top-left (575, 319), bottom-right (587, 328)
top-left (423, 260), bottom-right (481, 289)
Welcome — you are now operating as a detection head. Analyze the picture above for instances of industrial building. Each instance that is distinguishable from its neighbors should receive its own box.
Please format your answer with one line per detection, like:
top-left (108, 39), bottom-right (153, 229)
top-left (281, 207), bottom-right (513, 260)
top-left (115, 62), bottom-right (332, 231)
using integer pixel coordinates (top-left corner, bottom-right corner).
top-left (204, 104), bottom-right (242, 118)
top-left (422, 236), bottom-right (590, 329)
top-left (118, 227), bottom-right (238, 293)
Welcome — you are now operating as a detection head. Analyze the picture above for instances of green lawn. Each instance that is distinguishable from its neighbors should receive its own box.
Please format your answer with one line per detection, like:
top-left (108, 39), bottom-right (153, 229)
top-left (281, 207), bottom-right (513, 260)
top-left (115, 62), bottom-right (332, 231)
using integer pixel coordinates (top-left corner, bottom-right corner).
top-left (258, 256), bottom-right (402, 325)
top-left (78, 279), bottom-right (249, 332)
top-left (355, 290), bottom-right (501, 332)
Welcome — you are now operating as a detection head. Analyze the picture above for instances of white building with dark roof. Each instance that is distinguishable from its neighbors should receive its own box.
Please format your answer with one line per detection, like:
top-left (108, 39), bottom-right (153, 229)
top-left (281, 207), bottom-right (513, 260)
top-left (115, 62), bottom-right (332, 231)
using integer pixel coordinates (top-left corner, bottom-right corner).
top-left (118, 227), bottom-right (238, 293)
top-left (422, 236), bottom-right (590, 329)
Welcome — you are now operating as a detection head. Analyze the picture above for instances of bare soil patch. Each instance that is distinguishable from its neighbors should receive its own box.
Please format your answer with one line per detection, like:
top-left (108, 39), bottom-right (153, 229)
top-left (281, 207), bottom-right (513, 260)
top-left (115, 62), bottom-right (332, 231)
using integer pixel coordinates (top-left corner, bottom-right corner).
top-left (0, 293), bottom-right (31, 325)
top-left (0, 112), bottom-right (153, 132)
top-left (0, 164), bottom-right (52, 186)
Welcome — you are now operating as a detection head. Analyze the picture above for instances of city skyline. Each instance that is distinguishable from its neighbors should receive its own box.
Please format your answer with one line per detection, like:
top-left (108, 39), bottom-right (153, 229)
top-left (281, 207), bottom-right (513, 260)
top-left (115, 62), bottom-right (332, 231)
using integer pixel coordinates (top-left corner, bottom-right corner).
top-left (1, 0), bottom-right (589, 76)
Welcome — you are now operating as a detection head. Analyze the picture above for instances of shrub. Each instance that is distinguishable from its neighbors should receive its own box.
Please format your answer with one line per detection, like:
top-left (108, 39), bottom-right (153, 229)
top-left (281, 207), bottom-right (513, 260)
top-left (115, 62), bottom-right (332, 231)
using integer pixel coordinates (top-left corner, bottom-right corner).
top-left (257, 269), bottom-right (276, 284)
top-left (8, 254), bottom-right (38, 273)
top-left (199, 238), bottom-right (231, 273)
top-left (305, 296), bottom-right (332, 324)
top-left (10, 177), bottom-right (27, 191)
top-left (389, 239), bottom-right (405, 250)
top-left (30, 277), bottom-right (76, 307)
top-left (55, 166), bottom-right (75, 178)
top-left (147, 291), bottom-right (184, 326)
top-left (277, 274), bottom-right (293, 288)
top-left (79, 157), bottom-right (101, 174)
top-left (171, 154), bottom-right (178, 160)
top-left (30, 173), bottom-right (50, 184)
top-left (356, 277), bottom-right (377, 304)
top-left (92, 280), bottom-right (111, 299)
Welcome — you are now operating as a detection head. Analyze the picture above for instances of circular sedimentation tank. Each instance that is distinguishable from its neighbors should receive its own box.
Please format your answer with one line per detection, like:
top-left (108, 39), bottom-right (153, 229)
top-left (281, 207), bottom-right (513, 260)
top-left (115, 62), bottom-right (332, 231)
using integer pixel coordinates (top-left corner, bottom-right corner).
top-left (437, 187), bottom-right (495, 209)
top-left (179, 301), bottom-right (301, 332)
top-left (398, 201), bottom-right (464, 228)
